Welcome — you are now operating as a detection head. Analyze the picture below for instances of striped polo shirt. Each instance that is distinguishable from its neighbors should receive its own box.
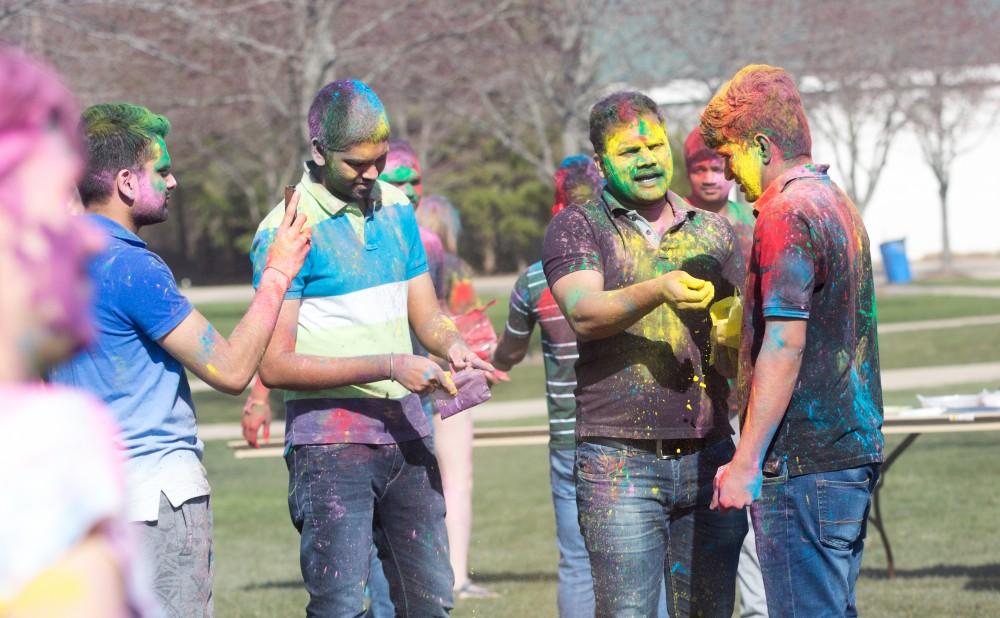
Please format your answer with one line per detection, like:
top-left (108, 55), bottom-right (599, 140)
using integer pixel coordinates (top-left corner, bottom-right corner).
top-left (250, 167), bottom-right (429, 446)
top-left (504, 261), bottom-right (579, 450)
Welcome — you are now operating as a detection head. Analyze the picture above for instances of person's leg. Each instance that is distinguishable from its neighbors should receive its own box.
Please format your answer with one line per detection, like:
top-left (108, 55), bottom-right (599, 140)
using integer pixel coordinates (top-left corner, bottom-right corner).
top-left (549, 448), bottom-right (595, 618)
top-left (576, 441), bottom-right (666, 617)
top-left (374, 436), bottom-right (454, 617)
top-left (751, 463), bottom-right (879, 618)
top-left (286, 443), bottom-right (383, 618)
top-left (736, 512), bottom-right (769, 617)
top-left (134, 493), bottom-right (214, 618)
top-left (729, 415), bottom-right (769, 617)
top-left (431, 410), bottom-right (478, 593)
top-left (364, 545), bottom-right (394, 618)
top-left (664, 438), bottom-right (747, 618)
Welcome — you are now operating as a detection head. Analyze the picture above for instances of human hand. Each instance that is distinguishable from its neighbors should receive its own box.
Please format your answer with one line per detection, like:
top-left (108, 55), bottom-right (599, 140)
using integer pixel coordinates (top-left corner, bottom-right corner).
top-left (242, 397), bottom-right (272, 448)
top-left (710, 457), bottom-right (762, 510)
top-left (394, 354), bottom-right (458, 396)
top-left (265, 190), bottom-right (312, 281)
top-left (661, 271), bottom-right (715, 310)
top-left (447, 342), bottom-right (498, 384)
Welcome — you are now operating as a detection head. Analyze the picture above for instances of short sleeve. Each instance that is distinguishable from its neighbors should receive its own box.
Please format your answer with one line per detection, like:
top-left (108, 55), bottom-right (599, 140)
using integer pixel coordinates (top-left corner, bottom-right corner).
top-left (117, 252), bottom-right (193, 340)
top-left (250, 219), bottom-right (307, 299)
top-left (504, 269), bottom-right (537, 339)
top-left (542, 206), bottom-right (603, 287)
top-left (755, 203), bottom-right (815, 319)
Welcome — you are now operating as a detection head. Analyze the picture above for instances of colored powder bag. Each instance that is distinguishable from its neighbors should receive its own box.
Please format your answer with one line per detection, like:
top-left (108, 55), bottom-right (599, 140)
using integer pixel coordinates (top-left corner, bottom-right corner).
top-left (451, 300), bottom-right (498, 361)
top-left (431, 369), bottom-right (492, 419)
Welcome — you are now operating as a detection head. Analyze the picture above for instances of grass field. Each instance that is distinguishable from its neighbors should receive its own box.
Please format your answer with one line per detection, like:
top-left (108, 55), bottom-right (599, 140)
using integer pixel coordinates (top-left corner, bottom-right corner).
top-left (193, 290), bottom-right (1000, 616)
top-left (206, 434), bottom-right (1000, 617)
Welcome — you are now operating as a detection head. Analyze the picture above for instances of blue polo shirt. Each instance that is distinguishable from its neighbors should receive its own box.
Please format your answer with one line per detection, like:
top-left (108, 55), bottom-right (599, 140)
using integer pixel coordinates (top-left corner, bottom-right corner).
top-left (49, 214), bottom-right (208, 521)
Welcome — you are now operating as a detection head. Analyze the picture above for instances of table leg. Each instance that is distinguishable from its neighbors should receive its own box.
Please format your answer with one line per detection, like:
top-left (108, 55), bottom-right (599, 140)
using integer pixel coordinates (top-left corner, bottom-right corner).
top-left (868, 432), bottom-right (920, 579)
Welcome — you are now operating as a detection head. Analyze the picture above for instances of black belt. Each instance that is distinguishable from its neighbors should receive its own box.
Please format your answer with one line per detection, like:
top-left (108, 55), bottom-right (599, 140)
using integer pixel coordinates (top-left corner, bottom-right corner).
top-left (581, 436), bottom-right (713, 459)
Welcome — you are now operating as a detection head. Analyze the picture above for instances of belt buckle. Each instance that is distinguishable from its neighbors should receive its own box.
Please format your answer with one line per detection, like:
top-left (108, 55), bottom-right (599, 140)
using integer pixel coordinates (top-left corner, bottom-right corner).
top-left (655, 440), bottom-right (682, 460)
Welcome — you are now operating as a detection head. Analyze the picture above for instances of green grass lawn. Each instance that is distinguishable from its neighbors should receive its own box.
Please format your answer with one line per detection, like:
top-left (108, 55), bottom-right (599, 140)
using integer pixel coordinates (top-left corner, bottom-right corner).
top-left (194, 290), bottom-right (1000, 616)
top-left (206, 434), bottom-right (1000, 617)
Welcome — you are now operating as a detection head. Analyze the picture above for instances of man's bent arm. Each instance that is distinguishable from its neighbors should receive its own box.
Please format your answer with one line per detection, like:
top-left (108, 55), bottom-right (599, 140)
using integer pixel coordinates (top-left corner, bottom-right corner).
top-left (550, 270), bottom-right (713, 341)
top-left (257, 298), bottom-right (393, 390)
top-left (730, 318), bottom-right (807, 470)
top-left (160, 269), bottom-right (296, 395)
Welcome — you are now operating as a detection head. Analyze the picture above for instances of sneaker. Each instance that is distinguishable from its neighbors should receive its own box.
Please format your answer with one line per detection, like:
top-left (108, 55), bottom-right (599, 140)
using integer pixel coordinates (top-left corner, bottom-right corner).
top-left (454, 580), bottom-right (499, 600)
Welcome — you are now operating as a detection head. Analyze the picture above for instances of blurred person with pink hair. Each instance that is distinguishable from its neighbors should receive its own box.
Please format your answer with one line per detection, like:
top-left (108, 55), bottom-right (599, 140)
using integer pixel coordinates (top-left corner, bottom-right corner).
top-left (0, 45), bottom-right (152, 617)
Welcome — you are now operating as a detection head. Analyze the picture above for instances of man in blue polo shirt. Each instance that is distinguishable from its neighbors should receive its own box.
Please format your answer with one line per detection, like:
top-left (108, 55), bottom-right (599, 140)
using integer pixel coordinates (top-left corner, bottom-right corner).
top-left (253, 80), bottom-right (493, 616)
top-left (50, 102), bottom-right (310, 617)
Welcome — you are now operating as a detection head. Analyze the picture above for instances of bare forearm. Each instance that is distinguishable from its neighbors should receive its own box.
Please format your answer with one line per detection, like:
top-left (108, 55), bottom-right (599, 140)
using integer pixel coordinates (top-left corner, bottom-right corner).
top-left (732, 342), bottom-right (804, 469)
top-left (206, 269), bottom-right (289, 392)
top-left (413, 312), bottom-right (465, 358)
top-left (566, 278), bottom-right (665, 340)
top-left (493, 333), bottom-right (530, 371)
top-left (260, 352), bottom-right (391, 391)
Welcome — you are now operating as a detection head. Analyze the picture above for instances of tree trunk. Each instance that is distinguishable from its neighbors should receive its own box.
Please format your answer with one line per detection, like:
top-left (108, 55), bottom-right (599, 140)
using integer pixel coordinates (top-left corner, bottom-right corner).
top-left (939, 179), bottom-right (952, 272)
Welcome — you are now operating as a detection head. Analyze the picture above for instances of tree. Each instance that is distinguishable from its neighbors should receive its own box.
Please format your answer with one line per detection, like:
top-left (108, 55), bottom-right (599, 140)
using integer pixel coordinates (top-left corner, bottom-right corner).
top-left (909, 71), bottom-right (999, 271)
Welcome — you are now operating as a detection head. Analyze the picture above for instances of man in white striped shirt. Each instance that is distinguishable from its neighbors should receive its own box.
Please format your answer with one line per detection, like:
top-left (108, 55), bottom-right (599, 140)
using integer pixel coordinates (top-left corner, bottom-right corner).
top-left (493, 155), bottom-right (603, 618)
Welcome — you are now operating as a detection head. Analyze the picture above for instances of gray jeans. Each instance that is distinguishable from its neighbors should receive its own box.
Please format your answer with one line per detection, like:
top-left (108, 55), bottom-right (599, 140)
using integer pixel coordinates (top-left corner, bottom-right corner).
top-left (135, 493), bottom-right (214, 618)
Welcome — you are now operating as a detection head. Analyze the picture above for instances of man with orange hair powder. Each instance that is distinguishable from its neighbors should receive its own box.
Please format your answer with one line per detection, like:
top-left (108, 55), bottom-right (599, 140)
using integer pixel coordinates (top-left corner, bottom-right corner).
top-left (702, 64), bottom-right (883, 617)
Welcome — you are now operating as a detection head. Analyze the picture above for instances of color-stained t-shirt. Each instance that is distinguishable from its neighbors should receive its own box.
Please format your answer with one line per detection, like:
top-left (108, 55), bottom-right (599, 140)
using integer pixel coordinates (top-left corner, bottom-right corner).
top-left (543, 189), bottom-right (743, 440)
top-left (504, 261), bottom-right (579, 450)
top-left (250, 166), bottom-right (429, 446)
top-left (721, 200), bottom-right (756, 266)
top-left (737, 164), bottom-right (884, 477)
top-left (49, 214), bottom-right (209, 523)
top-left (0, 384), bottom-right (154, 613)
top-left (420, 226), bottom-right (445, 294)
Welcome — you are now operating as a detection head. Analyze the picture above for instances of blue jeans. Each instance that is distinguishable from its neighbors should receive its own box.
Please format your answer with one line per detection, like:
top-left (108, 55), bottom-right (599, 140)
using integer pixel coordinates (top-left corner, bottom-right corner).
top-left (552, 449), bottom-right (667, 618)
top-left (576, 438), bottom-right (748, 618)
top-left (550, 448), bottom-right (596, 617)
top-left (751, 463), bottom-right (880, 618)
top-left (286, 438), bottom-right (453, 617)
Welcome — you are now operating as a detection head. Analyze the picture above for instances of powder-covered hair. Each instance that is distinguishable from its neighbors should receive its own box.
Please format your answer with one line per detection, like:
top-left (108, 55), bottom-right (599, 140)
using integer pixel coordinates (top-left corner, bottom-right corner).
top-left (417, 194), bottom-right (462, 254)
top-left (308, 80), bottom-right (390, 153)
top-left (552, 154), bottom-right (603, 215)
top-left (0, 45), bottom-right (79, 182)
top-left (700, 64), bottom-right (812, 160)
top-left (589, 91), bottom-right (664, 155)
top-left (386, 138), bottom-right (420, 171)
top-left (78, 103), bottom-right (171, 207)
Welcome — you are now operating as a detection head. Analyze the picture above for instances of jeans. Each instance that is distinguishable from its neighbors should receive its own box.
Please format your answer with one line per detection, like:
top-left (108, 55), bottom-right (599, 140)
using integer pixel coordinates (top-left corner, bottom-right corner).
top-left (576, 438), bottom-right (747, 618)
top-left (550, 448), bottom-right (596, 617)
top-left (751, 463), bottom-right (879, 618)
top-left (134, 493), bottom-right (214, 618)
top-left (286, 438), bottom-right (453, 617)
top-left (552, 449), bottom-right (667, 618)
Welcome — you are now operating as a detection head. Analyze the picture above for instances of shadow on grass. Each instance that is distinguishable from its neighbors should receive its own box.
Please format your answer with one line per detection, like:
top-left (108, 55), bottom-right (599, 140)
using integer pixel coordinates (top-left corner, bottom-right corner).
top-left (241, 580), bottom-right (302, 591)
top-left (861, 563), bottom-right (1000, 591)
top-left (470, 571), bottom-right (558, 584)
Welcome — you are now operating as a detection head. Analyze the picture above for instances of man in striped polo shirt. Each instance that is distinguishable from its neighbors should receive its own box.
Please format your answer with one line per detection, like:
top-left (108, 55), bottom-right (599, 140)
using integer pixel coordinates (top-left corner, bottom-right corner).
top-left (493, 155), bottom-right (604, 618)
top-left (251, 80), bottom-right (492, 617)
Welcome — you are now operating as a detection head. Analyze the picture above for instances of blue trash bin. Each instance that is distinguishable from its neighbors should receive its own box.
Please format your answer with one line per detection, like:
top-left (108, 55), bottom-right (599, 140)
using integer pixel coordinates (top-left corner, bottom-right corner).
top-left (880, 238), bottom-right (912, 284)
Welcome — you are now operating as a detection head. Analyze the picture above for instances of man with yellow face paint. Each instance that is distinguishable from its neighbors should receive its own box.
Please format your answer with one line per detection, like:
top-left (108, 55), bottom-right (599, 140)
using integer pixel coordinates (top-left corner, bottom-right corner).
top-left (542, 91), bottom-right (748, 618)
